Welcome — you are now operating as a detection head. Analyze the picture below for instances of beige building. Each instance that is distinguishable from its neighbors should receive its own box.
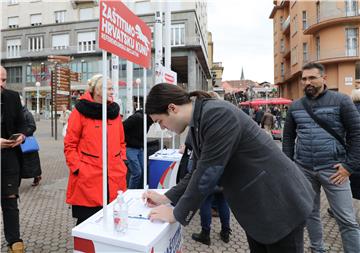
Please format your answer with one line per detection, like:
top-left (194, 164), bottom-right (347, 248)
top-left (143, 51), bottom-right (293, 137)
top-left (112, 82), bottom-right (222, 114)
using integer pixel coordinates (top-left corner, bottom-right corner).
top-left (207, 32), bottom-right (224, 90)
top-left (270, 0), bottom-right (360, 99)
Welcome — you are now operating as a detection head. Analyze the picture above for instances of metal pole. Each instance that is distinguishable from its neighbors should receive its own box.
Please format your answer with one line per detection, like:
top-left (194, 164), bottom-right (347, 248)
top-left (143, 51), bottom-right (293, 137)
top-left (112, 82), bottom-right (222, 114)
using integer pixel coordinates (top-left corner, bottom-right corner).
top-left (165, 2), bottom-right (175, 149)
top-left (102, 50), bottom-right (108, 228)
top-left (111, 54), bottom-right (120, 106)
top-left (143, 68), bottom-right (147, 189)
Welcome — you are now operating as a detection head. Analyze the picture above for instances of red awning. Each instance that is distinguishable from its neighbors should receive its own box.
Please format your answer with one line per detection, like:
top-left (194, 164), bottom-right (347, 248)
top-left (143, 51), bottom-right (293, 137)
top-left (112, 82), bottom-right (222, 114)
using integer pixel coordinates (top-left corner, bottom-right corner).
top-left (269, 97), bottom-right (292, 105)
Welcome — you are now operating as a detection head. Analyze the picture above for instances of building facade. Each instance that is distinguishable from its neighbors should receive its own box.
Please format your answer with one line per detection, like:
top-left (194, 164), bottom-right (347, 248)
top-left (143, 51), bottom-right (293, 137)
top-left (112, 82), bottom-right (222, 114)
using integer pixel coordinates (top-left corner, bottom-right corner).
top-left (207, 31), bottom-right (224, 90)
top-left (1, 0), bottom-right (211, 113)
top-left (270, 0), bottom-right (360, 99)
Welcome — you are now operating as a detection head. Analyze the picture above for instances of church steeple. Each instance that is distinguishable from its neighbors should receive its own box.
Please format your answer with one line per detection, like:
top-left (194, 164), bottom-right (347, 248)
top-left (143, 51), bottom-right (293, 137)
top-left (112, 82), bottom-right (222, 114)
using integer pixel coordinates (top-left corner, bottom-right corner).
top-left (240, 67), bottom-right (245, 80)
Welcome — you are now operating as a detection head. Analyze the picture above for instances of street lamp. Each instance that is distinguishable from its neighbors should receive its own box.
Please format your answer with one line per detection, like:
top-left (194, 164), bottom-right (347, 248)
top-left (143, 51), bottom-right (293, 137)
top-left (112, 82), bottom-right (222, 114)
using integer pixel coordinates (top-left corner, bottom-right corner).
top-left (35, 81), bottom-right (41, 121)
top-left (135, 78), bottom-right (141, 110)
top-left (264, 83), bottom-right (270, 110)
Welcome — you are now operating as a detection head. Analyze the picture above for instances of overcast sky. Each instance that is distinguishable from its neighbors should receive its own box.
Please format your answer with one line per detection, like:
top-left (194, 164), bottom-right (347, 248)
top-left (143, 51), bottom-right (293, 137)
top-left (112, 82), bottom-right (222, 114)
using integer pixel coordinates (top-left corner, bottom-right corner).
top-left (207, 0), bottom-right (274, 83)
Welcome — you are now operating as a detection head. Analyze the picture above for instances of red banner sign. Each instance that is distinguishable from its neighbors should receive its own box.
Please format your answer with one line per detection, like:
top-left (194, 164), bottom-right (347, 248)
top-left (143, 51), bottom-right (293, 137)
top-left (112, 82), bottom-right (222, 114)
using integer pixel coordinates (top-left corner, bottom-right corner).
top-left (99, 0), bottom-right (151, 69)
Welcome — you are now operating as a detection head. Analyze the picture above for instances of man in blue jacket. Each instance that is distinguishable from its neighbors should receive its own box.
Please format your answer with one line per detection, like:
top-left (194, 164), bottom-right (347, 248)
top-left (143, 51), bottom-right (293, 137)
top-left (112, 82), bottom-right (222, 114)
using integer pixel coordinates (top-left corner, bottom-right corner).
top-left (283, 62), bottom-right (360, 253)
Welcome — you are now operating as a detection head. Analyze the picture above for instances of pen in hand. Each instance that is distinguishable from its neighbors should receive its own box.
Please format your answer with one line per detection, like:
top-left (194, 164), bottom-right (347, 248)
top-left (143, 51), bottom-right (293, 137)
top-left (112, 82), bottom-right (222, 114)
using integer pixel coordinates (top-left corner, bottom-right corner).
top-left (144, 185), bottom-right (149, 206)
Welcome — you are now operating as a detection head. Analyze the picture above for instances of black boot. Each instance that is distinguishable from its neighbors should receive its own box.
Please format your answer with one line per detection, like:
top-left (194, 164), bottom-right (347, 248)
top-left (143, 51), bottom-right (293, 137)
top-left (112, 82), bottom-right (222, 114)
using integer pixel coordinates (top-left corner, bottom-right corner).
top-left (327, 208), bottom-right (335, 218)
top-left (220, 228), bottom-right (232, 243)
top-left (191, 229), bottom-right (210, 246)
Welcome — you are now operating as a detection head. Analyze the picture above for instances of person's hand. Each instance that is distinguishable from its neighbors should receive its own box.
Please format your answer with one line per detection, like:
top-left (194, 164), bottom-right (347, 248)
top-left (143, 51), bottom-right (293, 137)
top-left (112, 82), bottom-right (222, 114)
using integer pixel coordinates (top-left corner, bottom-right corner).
top-left (142, 190), bottom-right (170, 207)
top-left (148, 205), bottom-right (176, 223)
top-left (330, 163), bottom-right (350, 185)
top-left (0, 138), bottom-right (15, 149)
top-left (10, 134), bottom-right (25, 148)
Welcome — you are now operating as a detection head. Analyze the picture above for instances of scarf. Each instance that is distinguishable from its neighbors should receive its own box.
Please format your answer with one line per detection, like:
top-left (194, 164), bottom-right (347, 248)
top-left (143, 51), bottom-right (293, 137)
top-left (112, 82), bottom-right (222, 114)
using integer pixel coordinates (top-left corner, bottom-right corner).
top-left (75, 99), bottom-right (120, 119)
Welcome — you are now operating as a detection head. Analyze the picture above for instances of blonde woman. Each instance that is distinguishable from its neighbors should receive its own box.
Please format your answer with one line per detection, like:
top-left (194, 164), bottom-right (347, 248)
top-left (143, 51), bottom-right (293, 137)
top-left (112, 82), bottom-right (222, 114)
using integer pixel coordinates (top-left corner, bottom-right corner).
top-left (64, 74), bottom-right (127, 225)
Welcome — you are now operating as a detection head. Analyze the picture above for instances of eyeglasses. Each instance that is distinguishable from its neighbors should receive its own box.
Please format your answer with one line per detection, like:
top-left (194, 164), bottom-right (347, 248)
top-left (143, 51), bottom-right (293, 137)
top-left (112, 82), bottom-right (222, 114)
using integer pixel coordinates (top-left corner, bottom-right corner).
top-left (301, 76), bottom-right (322, 82)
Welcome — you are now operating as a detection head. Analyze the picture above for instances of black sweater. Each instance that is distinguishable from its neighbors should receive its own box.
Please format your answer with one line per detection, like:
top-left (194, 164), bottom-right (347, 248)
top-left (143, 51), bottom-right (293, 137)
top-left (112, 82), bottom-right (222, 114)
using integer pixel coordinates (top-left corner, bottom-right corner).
top-left (123, 110), bottom-right (153, 148)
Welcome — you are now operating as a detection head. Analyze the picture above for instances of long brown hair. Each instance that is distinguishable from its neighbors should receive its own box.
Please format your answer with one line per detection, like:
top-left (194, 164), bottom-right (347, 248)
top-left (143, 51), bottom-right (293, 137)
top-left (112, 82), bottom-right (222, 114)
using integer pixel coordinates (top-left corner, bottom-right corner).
top-left (146, 83), bottom-right (211, 115)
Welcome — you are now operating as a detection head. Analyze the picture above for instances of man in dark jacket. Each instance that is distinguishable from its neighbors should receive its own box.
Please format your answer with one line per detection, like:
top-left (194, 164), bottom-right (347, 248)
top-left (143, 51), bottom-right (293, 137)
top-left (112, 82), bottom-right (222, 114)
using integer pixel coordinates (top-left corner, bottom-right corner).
top-left (0, 65), bottom-right (26, 253)
top-left (123, 109), bottom-right (153, 189)
top-left (283, 62), bottom-right (360, 253)
top-left (143, 83), bottom-right (315, 253)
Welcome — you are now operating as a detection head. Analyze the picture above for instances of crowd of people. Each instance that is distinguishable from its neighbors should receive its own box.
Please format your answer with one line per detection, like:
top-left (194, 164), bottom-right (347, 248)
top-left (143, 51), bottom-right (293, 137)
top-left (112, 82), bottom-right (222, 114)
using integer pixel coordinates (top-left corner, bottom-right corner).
top-left (1, 62), bottom-right (360, 253)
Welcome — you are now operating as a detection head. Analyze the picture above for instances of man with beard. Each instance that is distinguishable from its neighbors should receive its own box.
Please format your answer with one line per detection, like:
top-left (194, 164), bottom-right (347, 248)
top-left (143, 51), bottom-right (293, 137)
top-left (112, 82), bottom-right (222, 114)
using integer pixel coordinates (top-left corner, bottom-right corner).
top-left (283, 62), bottom-right (360, 253)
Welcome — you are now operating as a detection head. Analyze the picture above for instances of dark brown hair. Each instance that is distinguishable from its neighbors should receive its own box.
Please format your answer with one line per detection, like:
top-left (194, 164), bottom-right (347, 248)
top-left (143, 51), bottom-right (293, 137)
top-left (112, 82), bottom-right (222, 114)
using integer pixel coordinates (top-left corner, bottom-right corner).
top-left (302, 62), bottom-right (325, 75)
top-left (146, 83), bottom-right (211, 115)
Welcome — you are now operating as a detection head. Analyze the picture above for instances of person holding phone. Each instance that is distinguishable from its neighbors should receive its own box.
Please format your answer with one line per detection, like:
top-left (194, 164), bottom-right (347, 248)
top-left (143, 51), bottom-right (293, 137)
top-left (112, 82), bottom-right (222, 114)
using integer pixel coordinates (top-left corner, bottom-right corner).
top-left (1, 65), bottom-right (26, 253)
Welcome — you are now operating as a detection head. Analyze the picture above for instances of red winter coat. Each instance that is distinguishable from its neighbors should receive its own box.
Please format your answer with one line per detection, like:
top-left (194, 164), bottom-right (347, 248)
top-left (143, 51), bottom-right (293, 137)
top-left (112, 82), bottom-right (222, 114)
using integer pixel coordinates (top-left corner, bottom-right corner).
top-left (64, 92), bottom-right (127, 207)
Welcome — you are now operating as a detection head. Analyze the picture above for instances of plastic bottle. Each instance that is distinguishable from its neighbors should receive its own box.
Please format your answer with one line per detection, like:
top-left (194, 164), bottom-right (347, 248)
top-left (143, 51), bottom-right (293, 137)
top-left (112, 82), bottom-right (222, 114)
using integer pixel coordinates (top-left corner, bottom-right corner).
top-left (113, 190), bottom-right (128, 234)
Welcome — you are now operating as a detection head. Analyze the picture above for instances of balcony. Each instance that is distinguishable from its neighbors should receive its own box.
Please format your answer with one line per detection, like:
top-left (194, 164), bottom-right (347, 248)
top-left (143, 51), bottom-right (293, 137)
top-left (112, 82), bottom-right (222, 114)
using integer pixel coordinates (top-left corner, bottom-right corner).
top-left (304, 12), bottom-right (360, 35)
top-left (307, 47), bottom-right (359, 64)
top-left (282, 16), bottom-right (290, 34)
top-left (1, 46), bottom-right (101, 60)
top-left (71, 0), bottom-right (98, 8)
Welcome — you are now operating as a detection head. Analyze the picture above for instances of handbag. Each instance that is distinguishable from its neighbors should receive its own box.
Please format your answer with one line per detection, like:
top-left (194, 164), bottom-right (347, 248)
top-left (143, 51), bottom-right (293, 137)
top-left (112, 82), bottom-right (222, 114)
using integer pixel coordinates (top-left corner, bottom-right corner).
top-left (20, 136), bottom-right (40, 153)
top-left (301, 98), bottom-right (347, 150)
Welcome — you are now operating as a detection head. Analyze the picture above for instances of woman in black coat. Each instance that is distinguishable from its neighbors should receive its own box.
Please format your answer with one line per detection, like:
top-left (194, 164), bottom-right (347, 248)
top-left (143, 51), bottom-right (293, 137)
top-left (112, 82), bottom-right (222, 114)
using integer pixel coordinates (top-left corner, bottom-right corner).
top-left (350, 88), bottom-right (360, 199)
top-left (22, 105), bottom-right (42, 186)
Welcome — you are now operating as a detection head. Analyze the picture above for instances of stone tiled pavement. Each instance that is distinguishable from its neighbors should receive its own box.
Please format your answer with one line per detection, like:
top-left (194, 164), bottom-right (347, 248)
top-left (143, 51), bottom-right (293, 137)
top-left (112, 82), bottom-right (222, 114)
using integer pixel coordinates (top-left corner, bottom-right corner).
top-left (1, 119), bottom-right (359, 253)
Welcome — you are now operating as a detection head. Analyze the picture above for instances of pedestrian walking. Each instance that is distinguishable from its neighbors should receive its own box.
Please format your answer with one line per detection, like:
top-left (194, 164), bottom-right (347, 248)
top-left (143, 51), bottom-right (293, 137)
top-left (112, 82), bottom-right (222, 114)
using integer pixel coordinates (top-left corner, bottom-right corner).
top-left (261, 109), bottom-right (274, 136)
top-left (0, 65), bottom-right (26, 253)
top-left (59, 104), bottom-right (71, 137)
top-left (283, 62), bottom-right (360, 253)
top-left (254, 106), bottom-right (264, 126)
top-left (143, 83), bottom-right (315, 253)
top-left (64, 74), bottom-right (127, 225)
top-left (20, 97), bottom-right (42, 186)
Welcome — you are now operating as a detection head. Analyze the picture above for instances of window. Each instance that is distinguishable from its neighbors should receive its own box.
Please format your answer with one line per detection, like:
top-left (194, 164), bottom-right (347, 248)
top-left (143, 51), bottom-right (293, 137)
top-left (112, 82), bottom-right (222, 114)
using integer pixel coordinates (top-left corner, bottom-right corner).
top-left (8, 16), bottom-right (19, 28)
top-left (52, 34), bottom-right (69, 50)
top-left (6, 39), bottom-right (21, 58)
top-left (30, 13), bottom-right (42, 26)
top-left (302, 11), bottom-right (307, 30)
top-left (303, 42), bottom-right (308, 63)
top-left (281, 63), bottom-right (284, 77)
top-left (6, 67), bottom-right (22, 83)
top-left (291, 46), bottom-right (298, 65)
top-left (8, 0), bottom-right (18, 5)
top-left (356, 61), bottom-right (360, 80)
top-left (292, 15), bottom-right (298, 35)
top-left (28, 36), bottom-right (44, 52)
top-left (280, 39), bottom-right (285, 52)
top-left (79, 8), bottom-right (93, 21)
top-left (316, 2), bottom-right (320, 23)
top-left (280, 16), bottom-right (283, 26)
top-left (316, 36), bottom-right (320, 60)
top-left (77, 31), bottom-right (96, 52)
top-left (55, 10), bottom-right (65, 23)
top-left (171, 24), bottom-right (185, 46)
top-left (346, 28), bottom-right (358, 56)
top-left (345, 0), bottom-right (358, 16)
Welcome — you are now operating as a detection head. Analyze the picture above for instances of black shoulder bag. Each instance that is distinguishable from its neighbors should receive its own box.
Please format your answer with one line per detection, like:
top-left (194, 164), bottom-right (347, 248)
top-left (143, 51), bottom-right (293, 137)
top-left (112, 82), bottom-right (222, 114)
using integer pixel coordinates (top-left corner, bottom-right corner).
top-left (301, 98), bottom-right (347, 150)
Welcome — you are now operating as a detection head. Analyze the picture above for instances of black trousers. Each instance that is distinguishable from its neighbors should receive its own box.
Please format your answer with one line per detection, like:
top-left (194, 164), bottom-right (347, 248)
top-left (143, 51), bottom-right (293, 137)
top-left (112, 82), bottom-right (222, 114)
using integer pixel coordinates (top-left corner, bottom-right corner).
top-left (246, 223), bottom-right (305, 253)
top-left (1, 149), bottom-right (22, 246)
top-left (72, 205), bottom-right (102, 225)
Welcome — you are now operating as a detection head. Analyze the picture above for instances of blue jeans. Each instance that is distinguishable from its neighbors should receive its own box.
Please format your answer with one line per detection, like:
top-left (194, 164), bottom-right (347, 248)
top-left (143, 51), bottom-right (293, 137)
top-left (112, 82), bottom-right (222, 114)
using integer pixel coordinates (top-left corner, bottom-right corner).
top-left (302, 167), bottom-right (360, 253)
top-left (200, 192), bottom-right (230, 232)
top-left (126, 148), bottom-right (144, 189)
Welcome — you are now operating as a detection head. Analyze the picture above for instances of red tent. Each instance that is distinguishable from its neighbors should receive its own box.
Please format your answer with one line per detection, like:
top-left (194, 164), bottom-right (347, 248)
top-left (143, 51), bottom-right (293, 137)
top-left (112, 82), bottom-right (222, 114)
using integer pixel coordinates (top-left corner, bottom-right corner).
top-left (269, 97), bottom-right (292, 105)
top-left (250, 99), bottom-right (269, 106)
